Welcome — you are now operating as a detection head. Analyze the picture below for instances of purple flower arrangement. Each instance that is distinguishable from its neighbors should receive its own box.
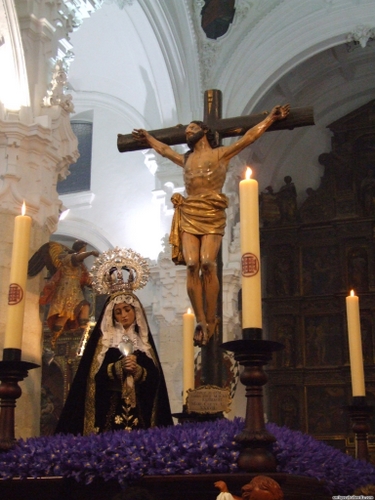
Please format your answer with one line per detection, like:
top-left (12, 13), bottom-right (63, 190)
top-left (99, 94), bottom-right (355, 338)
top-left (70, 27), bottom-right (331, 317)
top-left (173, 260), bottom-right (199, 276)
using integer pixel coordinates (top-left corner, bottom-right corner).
top-left (268, 422), bottom-right (375, 494)
top-left (0, 418), bottom-right (374, 495)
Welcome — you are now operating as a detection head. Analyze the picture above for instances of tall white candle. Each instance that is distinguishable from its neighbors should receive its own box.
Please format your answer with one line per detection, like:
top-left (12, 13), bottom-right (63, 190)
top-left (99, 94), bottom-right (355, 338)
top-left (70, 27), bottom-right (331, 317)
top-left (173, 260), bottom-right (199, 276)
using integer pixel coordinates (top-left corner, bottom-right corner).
top-left (239, 168), bottom-right (262, 329)
top-left (4, 202), bottom-right (32, 350)
top-left (345, 290), bottom-right (366, 397)
top-left (183, 308), bottom-right (195, 403)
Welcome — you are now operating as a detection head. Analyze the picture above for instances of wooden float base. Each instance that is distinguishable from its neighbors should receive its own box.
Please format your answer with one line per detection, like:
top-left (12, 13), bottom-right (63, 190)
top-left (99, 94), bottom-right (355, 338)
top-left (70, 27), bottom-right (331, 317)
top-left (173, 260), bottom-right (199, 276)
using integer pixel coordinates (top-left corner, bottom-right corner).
top-left (0, 472), bottom-right (331, 499)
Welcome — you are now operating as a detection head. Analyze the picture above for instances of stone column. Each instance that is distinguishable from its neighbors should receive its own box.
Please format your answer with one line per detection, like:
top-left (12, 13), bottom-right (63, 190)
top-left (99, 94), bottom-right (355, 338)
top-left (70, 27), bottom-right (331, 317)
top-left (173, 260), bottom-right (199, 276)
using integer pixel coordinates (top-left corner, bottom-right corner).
top-left (0, 102), bottom-right (79, 438)
top-left (0, 0), bottom-right (102, 439)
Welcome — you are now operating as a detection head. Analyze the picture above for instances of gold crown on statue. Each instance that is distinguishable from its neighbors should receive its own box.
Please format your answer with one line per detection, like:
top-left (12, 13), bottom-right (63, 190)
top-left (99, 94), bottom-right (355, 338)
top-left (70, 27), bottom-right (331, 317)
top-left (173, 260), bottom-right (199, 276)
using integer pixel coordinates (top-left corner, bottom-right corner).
top-left (90, 247), bottom-right (150, 295)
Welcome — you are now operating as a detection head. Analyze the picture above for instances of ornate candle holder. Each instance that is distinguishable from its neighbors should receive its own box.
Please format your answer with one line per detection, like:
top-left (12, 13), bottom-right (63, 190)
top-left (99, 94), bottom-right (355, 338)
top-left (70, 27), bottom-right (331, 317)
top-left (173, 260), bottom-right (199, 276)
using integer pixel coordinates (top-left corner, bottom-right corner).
top-left (0, 348), bottom-right (39, 451)
top-left (222, 327), bottom-right (284, 472)
top-left (347, 396), bottom-right (373, 461)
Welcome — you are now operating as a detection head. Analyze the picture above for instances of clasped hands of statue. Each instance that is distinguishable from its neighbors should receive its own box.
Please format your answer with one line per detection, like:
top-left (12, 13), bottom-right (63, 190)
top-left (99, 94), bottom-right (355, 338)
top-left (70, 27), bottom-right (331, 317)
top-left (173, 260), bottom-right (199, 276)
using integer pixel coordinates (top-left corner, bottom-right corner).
top-left (114, 354), bottom-right (144, 382)
top-left (120, 354), bottom-right (137, 375)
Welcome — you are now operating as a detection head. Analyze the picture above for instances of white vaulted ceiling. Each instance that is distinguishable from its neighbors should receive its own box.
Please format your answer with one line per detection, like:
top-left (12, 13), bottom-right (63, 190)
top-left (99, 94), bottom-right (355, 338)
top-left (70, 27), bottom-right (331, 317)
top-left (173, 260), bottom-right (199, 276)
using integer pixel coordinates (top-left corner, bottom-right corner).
top-left (59, 0), bottom-right (375, 257)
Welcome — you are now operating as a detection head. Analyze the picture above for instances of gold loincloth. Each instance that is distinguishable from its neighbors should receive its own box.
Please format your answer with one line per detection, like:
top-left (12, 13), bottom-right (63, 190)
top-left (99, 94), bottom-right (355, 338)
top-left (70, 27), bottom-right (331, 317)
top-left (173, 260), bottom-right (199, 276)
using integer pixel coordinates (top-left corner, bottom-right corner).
top-left (169, 192), bottom-right (229, 265)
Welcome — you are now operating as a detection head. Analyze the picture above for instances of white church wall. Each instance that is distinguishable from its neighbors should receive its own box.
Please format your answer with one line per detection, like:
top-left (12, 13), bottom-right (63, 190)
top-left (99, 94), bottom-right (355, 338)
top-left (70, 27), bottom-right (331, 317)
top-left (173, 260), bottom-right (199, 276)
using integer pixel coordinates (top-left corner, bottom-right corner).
top-left (56, 1), bottom-right (187, 261)
top-left (67, 1), bottom-right (179, 128)
top-left (57, 101), bottom-right (162, 259)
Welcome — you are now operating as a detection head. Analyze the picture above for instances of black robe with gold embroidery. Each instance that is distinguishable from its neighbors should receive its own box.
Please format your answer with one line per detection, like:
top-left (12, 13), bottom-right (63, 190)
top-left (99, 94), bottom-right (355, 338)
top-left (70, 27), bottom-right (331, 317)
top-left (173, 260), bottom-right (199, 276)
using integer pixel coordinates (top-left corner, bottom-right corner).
top-left (55, 297), bottom-right (173, 435)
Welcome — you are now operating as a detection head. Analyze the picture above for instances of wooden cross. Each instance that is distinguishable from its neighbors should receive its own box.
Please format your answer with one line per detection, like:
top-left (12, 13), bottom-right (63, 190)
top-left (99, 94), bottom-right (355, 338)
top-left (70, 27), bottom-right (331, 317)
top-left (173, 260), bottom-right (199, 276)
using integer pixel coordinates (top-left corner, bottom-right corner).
top-left (118, 89), bottom-right (314, 153)
top-left (117, 89), bottom-right (314, 389)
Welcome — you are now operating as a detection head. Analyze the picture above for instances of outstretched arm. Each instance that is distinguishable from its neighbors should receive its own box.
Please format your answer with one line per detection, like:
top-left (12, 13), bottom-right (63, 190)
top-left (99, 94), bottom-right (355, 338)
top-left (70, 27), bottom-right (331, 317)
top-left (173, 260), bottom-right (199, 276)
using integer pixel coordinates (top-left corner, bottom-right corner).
top-left (132, 129), bottom-right (184, 167)
top-left (222, 104), bottom-right (290, 162)
top-left (72, 250), bottom-right (99, 265)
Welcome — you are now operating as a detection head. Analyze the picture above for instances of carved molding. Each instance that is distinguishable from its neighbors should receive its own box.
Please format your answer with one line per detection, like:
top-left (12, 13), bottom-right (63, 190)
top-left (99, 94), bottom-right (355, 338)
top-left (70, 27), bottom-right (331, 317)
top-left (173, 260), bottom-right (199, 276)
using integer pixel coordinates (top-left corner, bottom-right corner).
top-left (347, 24), bottom-right (375, 49)
top-left (192, 0), bottom-right (283, 88)
top-left (14, 0), bottom-right (103, 116)
top-left (0, 1), bottom-right (96, 234)
top-left (0, 107), bottom-right (78, 231)
top-left (42, 61), bottom-right (75, 113)
top-left (148, 243), bottom-right (189, 325)
top-left (104, 0), bottom-right (135, 8)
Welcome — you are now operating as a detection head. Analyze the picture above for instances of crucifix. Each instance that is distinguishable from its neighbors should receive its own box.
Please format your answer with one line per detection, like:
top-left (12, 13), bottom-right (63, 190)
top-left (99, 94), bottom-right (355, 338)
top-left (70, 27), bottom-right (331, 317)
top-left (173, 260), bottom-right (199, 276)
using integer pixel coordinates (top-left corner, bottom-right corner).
top-left (118, 90), bottom-right (314, 152)
top-left (117, 89), bottom-right (314, 388)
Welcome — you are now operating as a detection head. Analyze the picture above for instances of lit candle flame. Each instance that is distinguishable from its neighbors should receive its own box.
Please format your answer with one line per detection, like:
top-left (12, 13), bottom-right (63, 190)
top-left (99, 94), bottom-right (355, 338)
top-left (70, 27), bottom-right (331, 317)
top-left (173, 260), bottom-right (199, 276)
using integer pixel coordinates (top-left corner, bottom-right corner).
top-left (350, 290), bottom-right (355, 297)
top-left (245, 167), bottom-right (252, 180)
top-left (187, 308), bottom-right (191, 314)
top-left (21, 201), bottom-right (26, 216)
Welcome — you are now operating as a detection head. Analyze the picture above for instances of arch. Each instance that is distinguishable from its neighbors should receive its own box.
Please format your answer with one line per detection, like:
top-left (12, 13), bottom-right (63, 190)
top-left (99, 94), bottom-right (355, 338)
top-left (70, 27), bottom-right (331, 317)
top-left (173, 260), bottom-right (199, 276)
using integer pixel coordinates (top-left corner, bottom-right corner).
top-left (137, 0), bottom-right (202, 121)
top-left (215, 2), bottom-right (375, 114)
top-left (71, 91), bottom-right (150, 130)
top-left (56, 216), bottom-right (113, 252)
top-left (67, 1), bottom-right (184, 129)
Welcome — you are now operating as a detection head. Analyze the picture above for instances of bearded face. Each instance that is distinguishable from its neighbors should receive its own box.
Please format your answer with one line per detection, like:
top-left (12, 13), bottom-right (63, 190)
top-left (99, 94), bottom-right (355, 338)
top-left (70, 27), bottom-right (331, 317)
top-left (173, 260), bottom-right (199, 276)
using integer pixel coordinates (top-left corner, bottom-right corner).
top-left (186, 128), bottom-right (205, 149)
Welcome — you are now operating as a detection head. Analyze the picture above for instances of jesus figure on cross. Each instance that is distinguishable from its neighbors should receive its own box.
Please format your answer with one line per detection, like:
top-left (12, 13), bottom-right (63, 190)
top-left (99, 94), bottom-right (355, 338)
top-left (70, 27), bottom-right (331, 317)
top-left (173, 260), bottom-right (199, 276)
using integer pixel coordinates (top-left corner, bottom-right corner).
top-left (132, 104), bottom-right (290, 347)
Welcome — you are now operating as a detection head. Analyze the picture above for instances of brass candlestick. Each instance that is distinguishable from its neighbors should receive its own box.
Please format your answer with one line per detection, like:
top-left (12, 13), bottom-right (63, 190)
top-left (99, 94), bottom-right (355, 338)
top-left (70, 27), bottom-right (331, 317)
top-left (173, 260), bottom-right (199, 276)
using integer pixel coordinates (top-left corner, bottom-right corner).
top-left (0, 348), bottom-right (39, 451)
top-left (222, 328), bottom-right (284, 472)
